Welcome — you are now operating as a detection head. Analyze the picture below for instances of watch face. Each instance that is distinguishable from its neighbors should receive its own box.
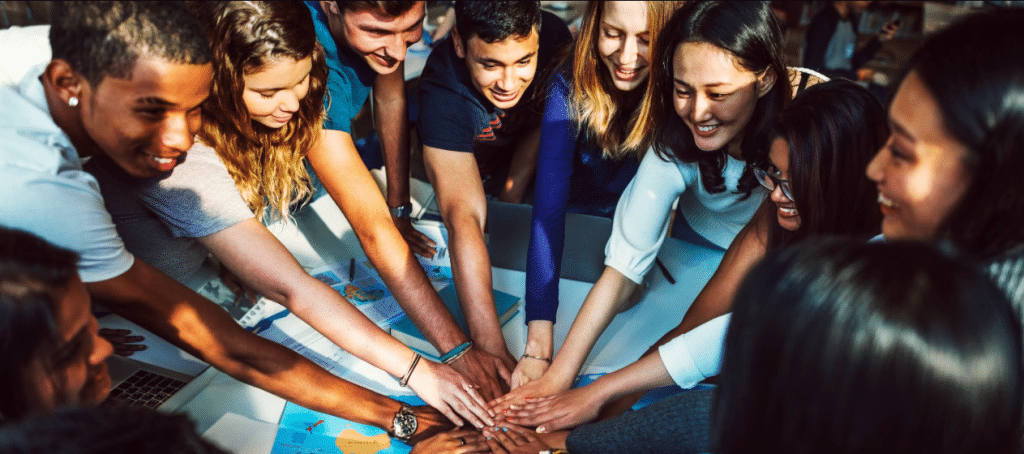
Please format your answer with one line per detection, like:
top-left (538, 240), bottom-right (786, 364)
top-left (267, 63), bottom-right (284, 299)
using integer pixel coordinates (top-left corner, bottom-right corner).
top-left (394, 409), bottom-right (418, 439)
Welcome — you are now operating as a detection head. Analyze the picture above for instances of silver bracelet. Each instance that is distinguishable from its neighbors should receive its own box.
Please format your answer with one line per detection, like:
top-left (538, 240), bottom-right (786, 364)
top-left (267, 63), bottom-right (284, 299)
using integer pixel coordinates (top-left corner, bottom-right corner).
top-left (399, 353), bottom-right (422, 387)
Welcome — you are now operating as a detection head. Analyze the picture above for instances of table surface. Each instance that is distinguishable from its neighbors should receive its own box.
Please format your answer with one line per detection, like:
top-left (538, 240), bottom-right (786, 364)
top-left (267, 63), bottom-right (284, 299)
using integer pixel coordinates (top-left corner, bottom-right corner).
top-left (182, 193), bottom-right (726, 436)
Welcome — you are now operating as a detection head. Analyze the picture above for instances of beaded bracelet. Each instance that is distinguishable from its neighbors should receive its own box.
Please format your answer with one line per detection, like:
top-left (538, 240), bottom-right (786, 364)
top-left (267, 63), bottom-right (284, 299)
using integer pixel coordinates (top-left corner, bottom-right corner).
top-left (521, 353), bottom-right (551, 363)
top-left (399, 353), bottom-right (422, 387)
top-left (440, 340), bottom-right (473, 364)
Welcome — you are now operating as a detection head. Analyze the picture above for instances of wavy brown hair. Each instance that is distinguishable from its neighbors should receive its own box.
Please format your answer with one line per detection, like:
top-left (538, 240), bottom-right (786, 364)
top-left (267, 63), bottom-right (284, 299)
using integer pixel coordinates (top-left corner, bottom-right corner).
top-left (197, 1), bottom-right (327, 222)
top-left (571, 1), bottom-right (684, 159)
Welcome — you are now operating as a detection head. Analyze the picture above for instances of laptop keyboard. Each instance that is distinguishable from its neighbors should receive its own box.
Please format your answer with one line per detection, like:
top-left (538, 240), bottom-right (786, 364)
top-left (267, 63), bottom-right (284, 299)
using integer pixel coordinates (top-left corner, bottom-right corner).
top-left (105, 369), bottom-right (187, 409)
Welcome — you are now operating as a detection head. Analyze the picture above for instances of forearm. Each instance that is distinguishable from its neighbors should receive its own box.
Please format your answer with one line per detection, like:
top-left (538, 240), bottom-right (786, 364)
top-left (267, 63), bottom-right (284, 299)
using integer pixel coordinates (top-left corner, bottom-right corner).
top-left (499, 126), bottom-right (541, 204)
top-left (373, 68), bottom-right (411, 209)
top-left (584, 351), bottom-right (675, 410)
top-left (281, 278), bottom-right (421, 378)
top-left (524, 320), bottom-right (554, 359)
top-left (86, 262), bottom-right (399, 428)
top-left (366, 233), bottom-right (471, 353)
top-left (545, 267), bottom-right (638, 388)
top-left (447, 213), bottom-right (506, 353)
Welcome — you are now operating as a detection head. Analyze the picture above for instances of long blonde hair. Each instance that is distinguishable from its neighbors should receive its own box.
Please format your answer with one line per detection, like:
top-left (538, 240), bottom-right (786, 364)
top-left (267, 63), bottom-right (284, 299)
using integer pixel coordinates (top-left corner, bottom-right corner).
top-left (571, 1), bottom-right (684, 159)
top-left (197, 1), bottom-right (328, 223)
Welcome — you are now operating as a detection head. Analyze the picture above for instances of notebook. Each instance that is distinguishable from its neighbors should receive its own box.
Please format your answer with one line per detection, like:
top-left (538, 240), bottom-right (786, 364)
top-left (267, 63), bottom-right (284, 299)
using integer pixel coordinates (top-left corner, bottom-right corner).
top-left (99, 314), bottom-right (216, 412)
top-left (486, 200), bottom-right (611, 283)
top-left (389, 285), bottom-right (520, 360)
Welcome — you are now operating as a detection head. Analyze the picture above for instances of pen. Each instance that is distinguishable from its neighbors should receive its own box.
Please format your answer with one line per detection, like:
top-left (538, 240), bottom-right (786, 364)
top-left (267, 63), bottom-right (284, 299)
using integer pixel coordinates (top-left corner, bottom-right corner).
top-left (349, 258), bottom-right (355, 281)
top-left (655, 258), bottom-right (675, 285)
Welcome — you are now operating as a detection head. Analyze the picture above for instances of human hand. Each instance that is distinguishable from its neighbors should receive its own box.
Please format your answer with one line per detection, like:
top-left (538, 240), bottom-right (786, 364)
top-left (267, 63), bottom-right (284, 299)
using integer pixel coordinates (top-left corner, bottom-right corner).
top-left (510, 355), bottom-right (549, 390)
top-left (489, 375), bottom-right (567, 416)
top-left (407, 405), bottom-right (457, 445)
top-left (409, 429), bottom-right (489, 453)
top-left (502, 386), bottom-right (605, 433)
top-left (393, 216), bottom-right (437, 258)
top-left (483, 423), bottom-right (551, 454)
top-left (449, 347), bottom-right (512, 401)
top-left (98, 328), bottom-right (146, 356)
top-left (879, 20), bottom-right (899, 42)
top-left (406, 359), bottom-right (496, 429)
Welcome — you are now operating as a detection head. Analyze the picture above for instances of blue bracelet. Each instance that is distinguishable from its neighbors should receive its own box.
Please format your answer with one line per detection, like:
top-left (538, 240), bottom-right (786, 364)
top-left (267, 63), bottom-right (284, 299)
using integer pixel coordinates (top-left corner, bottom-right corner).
top-left (440, 341), bottom-right (473, 364)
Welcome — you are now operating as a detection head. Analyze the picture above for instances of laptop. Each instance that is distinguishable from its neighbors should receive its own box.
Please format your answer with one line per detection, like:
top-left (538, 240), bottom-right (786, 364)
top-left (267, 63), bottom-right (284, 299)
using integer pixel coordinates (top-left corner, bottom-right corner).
top-left (99, 315), bottom-right (216, 412)
top-left (486, 201), bottom-right (611, 283)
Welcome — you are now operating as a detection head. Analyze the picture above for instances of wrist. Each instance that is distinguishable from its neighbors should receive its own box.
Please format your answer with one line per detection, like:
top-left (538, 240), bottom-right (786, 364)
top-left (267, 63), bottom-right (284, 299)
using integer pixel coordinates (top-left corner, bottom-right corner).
top-left (525, 320), bottom-right (554, 358)
top-left (389, 203), bottom-right (413, 219)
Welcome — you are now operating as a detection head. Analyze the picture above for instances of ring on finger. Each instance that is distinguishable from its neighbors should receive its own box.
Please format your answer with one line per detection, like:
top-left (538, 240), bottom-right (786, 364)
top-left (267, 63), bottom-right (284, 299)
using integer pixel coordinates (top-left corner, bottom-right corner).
top-left (457, 436), bottom-right (466, 446)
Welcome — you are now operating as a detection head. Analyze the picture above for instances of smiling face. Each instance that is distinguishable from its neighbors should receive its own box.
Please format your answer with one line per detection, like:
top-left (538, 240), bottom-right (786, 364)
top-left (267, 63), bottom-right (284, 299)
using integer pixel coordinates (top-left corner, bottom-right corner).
top-left (78, 58), bottom-right (212, 178)
top-left (866, 71), bottom-right (972, 241)
top-left (322, 1), bottom-right (425, 75)
top-left (672, 41), bottom-right (772, 157)
top-left (768, 138), bottom-right (800, 231)
top-left (26, 274), bottom-right (113, 413)
top-left (598, 1), bottom-right (650, 92)
top-left (243, 57), bottom-right (313, 129)
top-left (455, 28), bottom-right (540, 110)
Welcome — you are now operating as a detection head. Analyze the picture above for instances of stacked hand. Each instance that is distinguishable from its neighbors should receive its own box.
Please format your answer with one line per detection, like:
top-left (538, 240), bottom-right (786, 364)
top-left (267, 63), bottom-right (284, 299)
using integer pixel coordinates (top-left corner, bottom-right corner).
top-left (499, 387), bottom-right (605, 433)
top-left (489, 375), bottom-right (567, 416)
top-left (407, 360), bottom-right (496, 429)
top-left (509, 355), bottom-right (549, 389)
top-left (484, 423), bottom-right (553, 454)
top-left (409, 428), bottom-right (488, 452)
top-left (449, 347), bottom-right (513, 401)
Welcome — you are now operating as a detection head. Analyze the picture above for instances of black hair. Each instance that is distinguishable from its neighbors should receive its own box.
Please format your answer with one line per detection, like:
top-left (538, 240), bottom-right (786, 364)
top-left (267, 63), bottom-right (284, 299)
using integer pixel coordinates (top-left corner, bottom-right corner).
top-left (898, 9), bottom-right (1024, 261)
top-left (715, 239), bottom-right (1024, 454)
top-left (0, 405), bottom-right (230, 454)
top-left (0, 227), bottom-right (81, 421)
top-left (49, 2), bottom-right (212, 86)
top-left (454, 1), bottom-right (541, 48)
top-left (649, 1), bottom-right (790, 196)
top-left (766, 79), bottom-right (885, 249)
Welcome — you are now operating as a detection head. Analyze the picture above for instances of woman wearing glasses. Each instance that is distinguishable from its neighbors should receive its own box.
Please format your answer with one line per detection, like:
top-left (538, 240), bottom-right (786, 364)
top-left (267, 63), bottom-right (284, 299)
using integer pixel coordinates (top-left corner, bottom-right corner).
top-left (502, 79), bottom-right (886, 434)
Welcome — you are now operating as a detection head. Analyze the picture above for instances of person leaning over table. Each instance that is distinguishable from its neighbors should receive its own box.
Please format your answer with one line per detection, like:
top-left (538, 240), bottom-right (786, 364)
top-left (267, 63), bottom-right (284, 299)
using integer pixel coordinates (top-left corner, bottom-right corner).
top-left (0, 2), bottom-right (461, 444)
top-left (302, 0), bottom-right (517, 401)
top-left (493, 0), bottom-right (790, 413)
top-left (516, 0), bottom-right (685, 390)
top-left (415, 0), bottom-right (572, 396)
top-left (86, 1), bottom-right (495, 429)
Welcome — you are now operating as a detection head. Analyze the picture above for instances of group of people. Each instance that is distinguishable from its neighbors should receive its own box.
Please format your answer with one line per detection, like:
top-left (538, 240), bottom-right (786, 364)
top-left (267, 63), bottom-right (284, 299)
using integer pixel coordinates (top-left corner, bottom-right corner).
top-left (1, 1), bottom-right (1023, 453)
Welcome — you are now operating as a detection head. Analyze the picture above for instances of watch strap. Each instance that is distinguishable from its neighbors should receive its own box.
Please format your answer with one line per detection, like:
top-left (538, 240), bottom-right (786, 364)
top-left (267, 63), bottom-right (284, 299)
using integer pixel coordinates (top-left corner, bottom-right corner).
top-left (389, 203), bottom-right (413, 218)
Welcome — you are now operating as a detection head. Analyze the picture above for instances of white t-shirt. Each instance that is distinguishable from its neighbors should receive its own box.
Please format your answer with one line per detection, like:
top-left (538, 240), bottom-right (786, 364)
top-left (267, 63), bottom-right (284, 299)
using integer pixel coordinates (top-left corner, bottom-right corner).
top-left (605, 149), bottom-right (765, 284)
top-left (0, 62), bottom-right (134, 283)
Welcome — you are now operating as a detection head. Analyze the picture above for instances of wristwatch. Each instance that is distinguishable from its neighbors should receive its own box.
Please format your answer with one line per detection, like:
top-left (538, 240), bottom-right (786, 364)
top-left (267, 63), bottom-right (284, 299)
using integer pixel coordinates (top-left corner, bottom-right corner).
top-left (390, 403), bottom-right (418, 442)
top-left (389, 203), bottom-right (413, 219)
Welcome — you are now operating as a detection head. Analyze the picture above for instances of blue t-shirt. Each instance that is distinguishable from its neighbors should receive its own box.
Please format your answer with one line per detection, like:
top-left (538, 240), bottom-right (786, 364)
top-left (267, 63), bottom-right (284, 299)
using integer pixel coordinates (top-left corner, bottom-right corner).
top-left (306, 1), bottom-right (377, 133)
top-left (417, 10), bottom-right (571, 176)
top-left (525, 65), bottom-right (641, 323)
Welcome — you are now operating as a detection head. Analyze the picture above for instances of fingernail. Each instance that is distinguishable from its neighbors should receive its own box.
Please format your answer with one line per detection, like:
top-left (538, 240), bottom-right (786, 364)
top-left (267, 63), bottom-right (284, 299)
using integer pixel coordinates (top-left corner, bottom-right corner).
top-left (502, 427), bottom-right (509, 432)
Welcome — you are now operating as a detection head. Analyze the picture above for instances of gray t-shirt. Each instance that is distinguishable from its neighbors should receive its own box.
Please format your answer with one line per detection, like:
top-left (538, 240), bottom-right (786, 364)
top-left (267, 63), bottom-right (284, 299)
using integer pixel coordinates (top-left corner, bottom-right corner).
top-left (87, 140), bottom-right (253, 282)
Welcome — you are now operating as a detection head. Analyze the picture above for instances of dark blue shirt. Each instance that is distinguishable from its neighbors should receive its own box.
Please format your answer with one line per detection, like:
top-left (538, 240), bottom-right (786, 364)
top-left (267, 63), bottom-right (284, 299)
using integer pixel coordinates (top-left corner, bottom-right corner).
top-left (306, 1), bottom-right (377, 133)
top-left (417, 11), bottom-right (571, 175)
top-left (525, 66), bottom-right (641, 323)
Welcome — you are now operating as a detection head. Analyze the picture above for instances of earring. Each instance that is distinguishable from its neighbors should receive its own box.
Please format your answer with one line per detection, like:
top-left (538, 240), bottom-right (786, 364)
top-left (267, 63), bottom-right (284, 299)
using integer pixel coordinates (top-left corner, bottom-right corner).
top-left (68, 96), bottom-right (79, 107)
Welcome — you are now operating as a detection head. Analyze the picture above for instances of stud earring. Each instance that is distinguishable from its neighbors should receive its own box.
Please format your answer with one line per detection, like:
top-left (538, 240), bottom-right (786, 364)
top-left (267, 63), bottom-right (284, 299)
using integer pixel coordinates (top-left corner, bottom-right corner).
top-left (68, 96), bottom-right (79, 107)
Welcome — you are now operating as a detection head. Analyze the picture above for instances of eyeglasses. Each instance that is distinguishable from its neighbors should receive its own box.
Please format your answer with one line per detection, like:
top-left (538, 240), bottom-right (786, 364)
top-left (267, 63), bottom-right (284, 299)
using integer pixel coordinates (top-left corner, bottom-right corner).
top-left (753, 166), bottom-right (794, 201)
